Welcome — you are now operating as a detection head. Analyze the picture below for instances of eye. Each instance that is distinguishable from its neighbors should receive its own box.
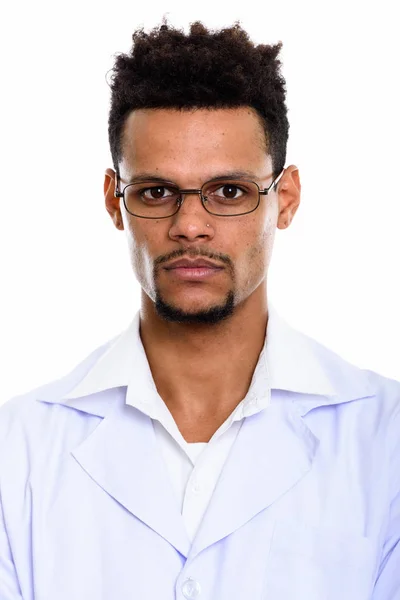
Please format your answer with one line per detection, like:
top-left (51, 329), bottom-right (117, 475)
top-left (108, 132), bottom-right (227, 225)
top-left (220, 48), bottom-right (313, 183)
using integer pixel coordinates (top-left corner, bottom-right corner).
top-left (141, 186), bottom-right (171, 200)
top-left (219, 184), bottom-right (244, 199)
top-left (140, 186), bottom-right (177, 201)
top-left (207, 183), bottom-right (247, 200)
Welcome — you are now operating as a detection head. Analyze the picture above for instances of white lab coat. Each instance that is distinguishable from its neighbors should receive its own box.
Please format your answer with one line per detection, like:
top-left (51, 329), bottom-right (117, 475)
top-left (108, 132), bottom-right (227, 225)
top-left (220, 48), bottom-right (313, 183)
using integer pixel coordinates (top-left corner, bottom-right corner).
top-left (1, 311), bottom-right (400, 600)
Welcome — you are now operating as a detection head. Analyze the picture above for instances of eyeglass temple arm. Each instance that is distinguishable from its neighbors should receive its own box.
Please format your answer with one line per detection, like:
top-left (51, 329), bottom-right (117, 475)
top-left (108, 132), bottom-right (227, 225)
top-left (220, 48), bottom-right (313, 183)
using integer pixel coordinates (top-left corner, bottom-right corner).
top-left (260, 168), bottom-right (285, 195)
top-left (114, 173), bottom-right (123, 198)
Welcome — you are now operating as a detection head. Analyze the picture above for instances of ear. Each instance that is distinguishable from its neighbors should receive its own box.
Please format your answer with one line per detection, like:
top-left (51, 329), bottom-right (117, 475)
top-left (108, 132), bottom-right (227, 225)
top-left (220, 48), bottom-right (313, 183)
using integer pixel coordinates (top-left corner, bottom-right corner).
top-left (104, 168), bottom-right (124, 230)
top-left (276, 165), bottom-right (301, 230)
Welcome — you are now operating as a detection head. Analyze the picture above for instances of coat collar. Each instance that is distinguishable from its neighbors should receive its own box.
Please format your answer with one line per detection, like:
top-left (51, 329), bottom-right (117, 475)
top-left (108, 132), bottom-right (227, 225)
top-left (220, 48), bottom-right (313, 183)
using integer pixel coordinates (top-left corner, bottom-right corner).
top-left (36, 303), bottom-right (375, 415)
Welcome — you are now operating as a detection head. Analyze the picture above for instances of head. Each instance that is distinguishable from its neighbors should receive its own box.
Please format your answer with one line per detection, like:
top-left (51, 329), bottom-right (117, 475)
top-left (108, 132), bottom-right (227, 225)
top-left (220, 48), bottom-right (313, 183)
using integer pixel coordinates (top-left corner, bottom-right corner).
top-left (104, 21), bottom-right (300, 325)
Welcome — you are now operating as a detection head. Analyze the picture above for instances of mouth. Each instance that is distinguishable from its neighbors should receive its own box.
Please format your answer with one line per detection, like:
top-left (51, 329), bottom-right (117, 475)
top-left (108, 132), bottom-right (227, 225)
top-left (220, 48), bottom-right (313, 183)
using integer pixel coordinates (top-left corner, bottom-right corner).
top-left (163, 265), bottom-right (224, 281)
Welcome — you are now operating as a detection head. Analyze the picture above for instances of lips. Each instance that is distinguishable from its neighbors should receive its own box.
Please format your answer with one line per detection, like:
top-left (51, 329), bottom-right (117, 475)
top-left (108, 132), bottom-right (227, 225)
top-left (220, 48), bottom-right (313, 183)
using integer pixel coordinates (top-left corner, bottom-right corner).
top-left (164, 258), bottom-right (222, 270)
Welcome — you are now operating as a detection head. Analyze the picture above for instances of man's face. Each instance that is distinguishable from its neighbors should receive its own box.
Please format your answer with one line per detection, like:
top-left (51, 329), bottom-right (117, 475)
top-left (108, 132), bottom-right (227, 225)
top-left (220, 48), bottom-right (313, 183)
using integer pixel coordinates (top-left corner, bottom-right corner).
top-left (106, 107), bottom-right (290, 324)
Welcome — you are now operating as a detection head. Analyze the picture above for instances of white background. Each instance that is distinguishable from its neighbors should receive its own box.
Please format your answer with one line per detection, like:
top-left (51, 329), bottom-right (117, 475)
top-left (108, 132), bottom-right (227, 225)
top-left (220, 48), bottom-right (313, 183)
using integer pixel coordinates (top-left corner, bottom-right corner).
top-left (1, 0), bottom-right (399, 402)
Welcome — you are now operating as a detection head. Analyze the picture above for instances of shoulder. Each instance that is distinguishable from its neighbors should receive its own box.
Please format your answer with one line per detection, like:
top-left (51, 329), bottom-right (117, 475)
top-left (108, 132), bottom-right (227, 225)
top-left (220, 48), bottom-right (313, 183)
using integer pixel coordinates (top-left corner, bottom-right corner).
top-left (283, 321), bottom-right (400, 430)
top-left (303, 333), bottom-right (400, 449)
top-left (0, 335), bottom-right (116, 455)
top-left (302, 323), bottom-right (400, 402)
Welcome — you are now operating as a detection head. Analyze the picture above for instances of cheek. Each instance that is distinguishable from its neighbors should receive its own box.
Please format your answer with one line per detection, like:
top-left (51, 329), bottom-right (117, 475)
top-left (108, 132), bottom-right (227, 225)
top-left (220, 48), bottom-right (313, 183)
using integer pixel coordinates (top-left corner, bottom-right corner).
top-left (124, 222), bottom-right (158, 285)
top-left (256, 200), bottom-right (278, 263)
top-left (238, 210), bottom-right (277, 284)
top-left (245, 235), bottom-right (268, 278)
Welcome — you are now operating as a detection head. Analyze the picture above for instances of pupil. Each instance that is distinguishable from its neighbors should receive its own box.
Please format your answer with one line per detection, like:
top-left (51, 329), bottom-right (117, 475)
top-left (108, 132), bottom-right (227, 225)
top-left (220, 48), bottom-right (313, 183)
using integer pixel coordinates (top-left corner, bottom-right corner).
top-left (151, 187), bottom-right (164, 199)
top-left (223, 185), bottom-right (236, 198)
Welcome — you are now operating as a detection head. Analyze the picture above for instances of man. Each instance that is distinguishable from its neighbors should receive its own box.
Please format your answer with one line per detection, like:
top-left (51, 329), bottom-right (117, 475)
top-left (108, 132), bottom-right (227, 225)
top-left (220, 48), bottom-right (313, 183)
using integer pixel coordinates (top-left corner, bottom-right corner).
top-left (0, 20), bottom-right (399, 600)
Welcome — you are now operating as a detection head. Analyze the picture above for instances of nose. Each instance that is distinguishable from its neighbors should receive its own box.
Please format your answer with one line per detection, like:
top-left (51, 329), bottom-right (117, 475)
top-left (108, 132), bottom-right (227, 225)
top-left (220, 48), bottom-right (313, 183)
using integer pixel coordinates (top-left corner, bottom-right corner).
top-left (168, 190), bottom-right (214, 243)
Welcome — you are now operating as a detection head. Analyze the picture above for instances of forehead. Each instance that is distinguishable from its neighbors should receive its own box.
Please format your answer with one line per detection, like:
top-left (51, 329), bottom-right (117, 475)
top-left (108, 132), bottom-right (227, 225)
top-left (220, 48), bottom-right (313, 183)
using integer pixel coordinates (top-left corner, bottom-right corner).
top-left (120, 107), bottom-right (271, 183)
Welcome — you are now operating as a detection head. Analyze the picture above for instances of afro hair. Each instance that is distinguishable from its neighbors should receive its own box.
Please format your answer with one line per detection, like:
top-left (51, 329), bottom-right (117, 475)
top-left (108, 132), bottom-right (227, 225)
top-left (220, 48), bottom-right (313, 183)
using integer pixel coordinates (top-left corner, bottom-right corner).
top-left (108, 21), bottom-right (289, 177)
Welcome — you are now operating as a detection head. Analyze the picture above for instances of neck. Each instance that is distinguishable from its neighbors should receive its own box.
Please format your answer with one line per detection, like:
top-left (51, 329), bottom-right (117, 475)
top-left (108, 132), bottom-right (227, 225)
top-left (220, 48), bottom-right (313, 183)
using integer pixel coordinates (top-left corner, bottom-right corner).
top-left (139, 285), bottom-right (268, 442)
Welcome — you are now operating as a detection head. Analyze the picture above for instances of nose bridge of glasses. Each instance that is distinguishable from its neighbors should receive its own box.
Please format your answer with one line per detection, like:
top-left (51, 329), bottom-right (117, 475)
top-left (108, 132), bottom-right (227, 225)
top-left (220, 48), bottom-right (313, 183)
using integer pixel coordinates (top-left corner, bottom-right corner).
top-left (176, 188), bottom-right (207, 207)
top-left (178, 188), bottom-right (204, 196)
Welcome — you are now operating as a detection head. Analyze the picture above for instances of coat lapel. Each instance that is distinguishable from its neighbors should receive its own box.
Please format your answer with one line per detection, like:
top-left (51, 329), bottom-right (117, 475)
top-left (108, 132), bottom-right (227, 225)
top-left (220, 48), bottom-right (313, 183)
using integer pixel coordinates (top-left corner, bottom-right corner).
top-left (70, 392), bottom-right (191, 558)
top-left (189, 399), bottom-right (318, 559)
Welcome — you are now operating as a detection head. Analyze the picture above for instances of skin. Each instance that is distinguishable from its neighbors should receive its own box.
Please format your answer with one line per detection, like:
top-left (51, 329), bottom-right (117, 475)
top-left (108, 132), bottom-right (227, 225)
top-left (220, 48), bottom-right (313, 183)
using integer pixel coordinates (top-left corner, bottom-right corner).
top-left (104, 106), bottom-right (301, 442)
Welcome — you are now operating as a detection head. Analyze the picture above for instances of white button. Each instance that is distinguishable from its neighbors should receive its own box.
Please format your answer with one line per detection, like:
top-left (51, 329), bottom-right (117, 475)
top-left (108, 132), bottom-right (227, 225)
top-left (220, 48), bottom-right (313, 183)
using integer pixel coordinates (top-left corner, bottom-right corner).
top-left (182, 578), bottom-right (201, 599)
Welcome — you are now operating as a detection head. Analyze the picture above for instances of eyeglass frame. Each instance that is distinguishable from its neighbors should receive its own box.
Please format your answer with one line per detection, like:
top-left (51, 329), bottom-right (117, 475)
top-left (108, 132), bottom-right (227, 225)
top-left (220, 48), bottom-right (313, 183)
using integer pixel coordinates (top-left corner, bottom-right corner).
top-left (114, 168), bottom-right (285, 219)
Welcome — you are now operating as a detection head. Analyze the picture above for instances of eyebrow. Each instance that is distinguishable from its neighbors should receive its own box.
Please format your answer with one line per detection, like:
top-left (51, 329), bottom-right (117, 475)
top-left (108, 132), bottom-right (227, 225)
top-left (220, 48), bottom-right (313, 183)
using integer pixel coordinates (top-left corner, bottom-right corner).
top-left (125, 170), bottom-right (261, 185)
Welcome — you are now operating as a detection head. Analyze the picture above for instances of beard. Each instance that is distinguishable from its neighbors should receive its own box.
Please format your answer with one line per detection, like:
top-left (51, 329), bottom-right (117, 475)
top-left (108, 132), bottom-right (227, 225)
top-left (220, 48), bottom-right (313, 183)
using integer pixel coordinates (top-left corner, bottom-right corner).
top-left (154, 289), bottom-right (235, 325)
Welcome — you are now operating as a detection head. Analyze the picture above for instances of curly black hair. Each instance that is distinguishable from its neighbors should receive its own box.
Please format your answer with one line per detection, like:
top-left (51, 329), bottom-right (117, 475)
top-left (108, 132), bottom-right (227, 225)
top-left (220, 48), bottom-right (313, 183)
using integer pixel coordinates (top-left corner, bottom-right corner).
top-left (108, 21), bottom-right (289, 178)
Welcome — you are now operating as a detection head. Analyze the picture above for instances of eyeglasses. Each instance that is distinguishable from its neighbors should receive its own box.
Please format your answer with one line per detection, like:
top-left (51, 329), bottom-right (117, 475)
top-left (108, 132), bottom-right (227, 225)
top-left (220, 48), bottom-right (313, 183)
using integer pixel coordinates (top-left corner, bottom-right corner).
top-left (114, 170), bottom-right (285, 219)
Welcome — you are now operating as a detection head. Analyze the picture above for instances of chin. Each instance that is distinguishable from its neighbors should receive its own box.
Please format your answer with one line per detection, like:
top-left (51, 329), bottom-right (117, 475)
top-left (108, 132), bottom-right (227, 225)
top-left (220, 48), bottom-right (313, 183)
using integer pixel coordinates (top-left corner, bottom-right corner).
top-left (154, 290), bottom-right (235, 325)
